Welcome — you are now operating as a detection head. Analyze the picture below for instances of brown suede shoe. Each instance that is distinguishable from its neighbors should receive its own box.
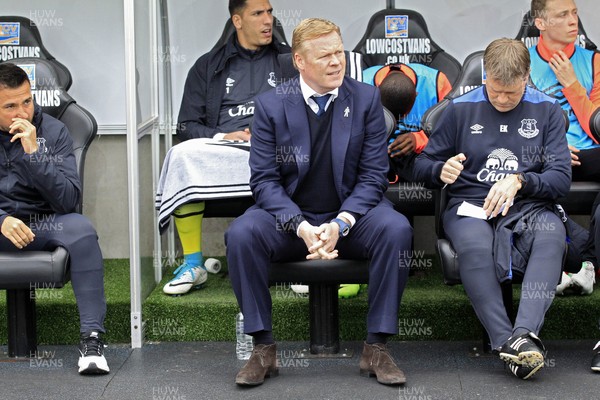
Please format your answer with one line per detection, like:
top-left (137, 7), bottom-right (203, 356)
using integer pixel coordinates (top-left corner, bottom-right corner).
top-left (235, 343), bottom-right (279, 386)
top-left (359, 342), bottom-right (406, 385)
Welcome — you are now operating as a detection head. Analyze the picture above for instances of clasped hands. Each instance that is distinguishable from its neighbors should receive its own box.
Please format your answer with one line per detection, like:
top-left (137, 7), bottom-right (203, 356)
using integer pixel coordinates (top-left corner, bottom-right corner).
top-left (298, 221), bottom-right (340, 260)
top-left (441, 153), bottom-right (522, 218)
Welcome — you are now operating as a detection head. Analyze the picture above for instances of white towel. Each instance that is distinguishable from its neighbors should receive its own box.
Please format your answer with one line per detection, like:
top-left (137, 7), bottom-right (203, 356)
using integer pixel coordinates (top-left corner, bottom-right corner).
top-left (155, 138), bottom-right (251, 232)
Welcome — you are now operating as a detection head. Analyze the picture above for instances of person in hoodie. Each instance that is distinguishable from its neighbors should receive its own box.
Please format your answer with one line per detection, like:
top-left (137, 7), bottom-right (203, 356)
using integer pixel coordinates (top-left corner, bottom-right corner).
top-left (414, 38), bottom-right (571, 380)
top-left (0, 62), bottom-right (109, 375)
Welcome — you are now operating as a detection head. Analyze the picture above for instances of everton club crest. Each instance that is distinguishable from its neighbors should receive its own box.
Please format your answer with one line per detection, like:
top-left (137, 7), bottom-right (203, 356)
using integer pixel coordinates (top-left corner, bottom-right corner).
top-left (518, 119), bottom-right (539, 139)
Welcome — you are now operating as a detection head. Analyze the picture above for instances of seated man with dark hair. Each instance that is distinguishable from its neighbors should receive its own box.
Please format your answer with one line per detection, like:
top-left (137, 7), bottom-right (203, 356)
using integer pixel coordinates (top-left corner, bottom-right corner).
top-left (364, 63), bottom-right (452, 182)
top-left (0, 62), bottom-right (109, 375)
top-left (156, 0), bottom-right (290, 295)
top-left (378, 71), bottom-right (418, 123)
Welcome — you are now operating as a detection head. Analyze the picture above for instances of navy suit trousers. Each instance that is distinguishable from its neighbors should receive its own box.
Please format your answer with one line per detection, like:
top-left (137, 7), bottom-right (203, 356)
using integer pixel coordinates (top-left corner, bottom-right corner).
top-left (225, 199), bottom-right (412, 336)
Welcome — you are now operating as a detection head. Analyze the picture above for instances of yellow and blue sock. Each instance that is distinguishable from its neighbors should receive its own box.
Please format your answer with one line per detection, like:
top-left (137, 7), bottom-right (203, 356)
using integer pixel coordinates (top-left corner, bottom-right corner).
top-left (174, 202), bottom-right (205, 268)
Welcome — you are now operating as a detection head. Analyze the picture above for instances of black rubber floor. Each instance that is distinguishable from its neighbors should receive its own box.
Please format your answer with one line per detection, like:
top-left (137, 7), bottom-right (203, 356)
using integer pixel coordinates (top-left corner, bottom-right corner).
top-left (0, 340), bottom-right (598, 400)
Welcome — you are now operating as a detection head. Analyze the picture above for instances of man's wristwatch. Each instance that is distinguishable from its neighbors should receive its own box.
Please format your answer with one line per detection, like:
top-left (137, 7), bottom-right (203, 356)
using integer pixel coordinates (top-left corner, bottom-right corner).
top-left (331, 218), bottom-right (350, 237)
top-left (516, 172), bottom-right (527, 189)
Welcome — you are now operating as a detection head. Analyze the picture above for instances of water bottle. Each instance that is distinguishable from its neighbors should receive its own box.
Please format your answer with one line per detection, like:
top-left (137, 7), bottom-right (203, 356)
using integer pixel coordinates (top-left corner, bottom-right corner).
top-left (236, 312), bottom-right (253, 360)
top-left (204, 258), bottom-right (221, 274)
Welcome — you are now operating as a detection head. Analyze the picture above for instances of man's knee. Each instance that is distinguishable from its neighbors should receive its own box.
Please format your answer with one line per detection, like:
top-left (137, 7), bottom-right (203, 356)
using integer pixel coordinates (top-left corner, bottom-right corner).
top-left (225, 211), bottom-right (271, 248)
top-left (381, 211), bottom-right (412, 236)
top-left (36, 213), bottom-right (97, 239)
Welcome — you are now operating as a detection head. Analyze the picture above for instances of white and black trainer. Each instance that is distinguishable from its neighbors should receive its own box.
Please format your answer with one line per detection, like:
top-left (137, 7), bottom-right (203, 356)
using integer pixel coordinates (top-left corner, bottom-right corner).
top-left (163, 263), bottom-right (207, 295)
top-left (78, 331), bottom-right (110, 375)
top-left (499, 332), bottom-right (545, 368)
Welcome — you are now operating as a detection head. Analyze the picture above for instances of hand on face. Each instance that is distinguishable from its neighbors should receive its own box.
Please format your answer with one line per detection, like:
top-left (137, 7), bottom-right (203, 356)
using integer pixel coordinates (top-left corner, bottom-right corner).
top-left (9, 117), bottom-right (38, 154)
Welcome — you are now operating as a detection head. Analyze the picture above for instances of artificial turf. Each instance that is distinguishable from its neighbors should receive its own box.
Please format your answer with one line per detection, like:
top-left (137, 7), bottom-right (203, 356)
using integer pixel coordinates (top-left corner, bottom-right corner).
top-left (0, 256), bottom-right (598, 345)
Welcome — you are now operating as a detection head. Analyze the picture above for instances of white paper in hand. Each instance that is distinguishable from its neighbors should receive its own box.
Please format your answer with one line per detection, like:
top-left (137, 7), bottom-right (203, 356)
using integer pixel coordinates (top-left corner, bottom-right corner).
top-left (456, 201), bottom-right (490, 220)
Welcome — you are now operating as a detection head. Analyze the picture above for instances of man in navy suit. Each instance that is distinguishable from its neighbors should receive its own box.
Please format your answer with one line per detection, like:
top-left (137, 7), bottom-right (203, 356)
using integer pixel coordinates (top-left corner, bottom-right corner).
top-left (225, 18), bottom-right (412, 387)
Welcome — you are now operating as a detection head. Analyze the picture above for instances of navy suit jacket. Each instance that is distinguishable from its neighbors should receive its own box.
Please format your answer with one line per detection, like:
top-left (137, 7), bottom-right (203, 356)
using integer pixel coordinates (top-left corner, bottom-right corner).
top-left (249, 76), bottom-right (389, 227)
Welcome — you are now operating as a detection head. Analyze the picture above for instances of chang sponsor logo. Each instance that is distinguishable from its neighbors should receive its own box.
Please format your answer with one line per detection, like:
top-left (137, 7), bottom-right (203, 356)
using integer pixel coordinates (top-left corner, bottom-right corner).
top-left (477, 148), bottom-right (519, 182)
top-left (228, 101), bottom-right (254, 118)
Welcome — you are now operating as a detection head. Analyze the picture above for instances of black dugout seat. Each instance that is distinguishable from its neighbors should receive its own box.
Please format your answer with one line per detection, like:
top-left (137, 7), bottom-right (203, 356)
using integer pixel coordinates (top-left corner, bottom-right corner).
top-left (421, 50), bottom-right (486, 137)
top-left (0, 16), bottom-right (72, 89)
top-left (353, 9), bottom-right (461, 85)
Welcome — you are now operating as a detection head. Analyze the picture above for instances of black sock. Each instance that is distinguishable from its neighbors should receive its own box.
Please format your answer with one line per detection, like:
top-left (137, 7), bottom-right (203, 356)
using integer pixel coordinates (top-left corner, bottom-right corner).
top-left (252, 330), bottom-right (274, 345)
top-left (366, 332), bottom-right (389, 345)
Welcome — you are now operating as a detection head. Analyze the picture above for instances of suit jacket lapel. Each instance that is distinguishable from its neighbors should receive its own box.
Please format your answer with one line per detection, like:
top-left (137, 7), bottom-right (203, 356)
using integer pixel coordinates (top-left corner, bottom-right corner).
top-left (331, 80), bottom-right (352, 195)
top-left (284, 79), bottom-right (311, 187)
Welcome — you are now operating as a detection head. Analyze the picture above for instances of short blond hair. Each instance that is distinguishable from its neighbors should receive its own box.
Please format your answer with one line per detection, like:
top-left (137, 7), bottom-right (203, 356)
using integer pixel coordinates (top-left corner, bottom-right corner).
top-left (291, 18), bottom-right (341, 68)
top-left (483, 38), bottom-right (530, 85)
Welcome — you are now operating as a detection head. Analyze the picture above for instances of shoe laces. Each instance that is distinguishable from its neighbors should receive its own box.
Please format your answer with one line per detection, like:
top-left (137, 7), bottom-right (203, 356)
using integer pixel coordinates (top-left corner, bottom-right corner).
top-left (250, 344), bottom-right (273, 365)
top-left (172, 263), bottom-right (199, 280)
top-left (369, 343), bottom-right (393, 365)
top-left (82, 333), bottom-right (105, 357)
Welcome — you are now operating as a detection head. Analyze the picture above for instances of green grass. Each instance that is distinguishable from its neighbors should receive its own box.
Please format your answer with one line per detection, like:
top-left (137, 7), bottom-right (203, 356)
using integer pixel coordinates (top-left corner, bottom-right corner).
top-left (0, 256), bottom-right (598, 345)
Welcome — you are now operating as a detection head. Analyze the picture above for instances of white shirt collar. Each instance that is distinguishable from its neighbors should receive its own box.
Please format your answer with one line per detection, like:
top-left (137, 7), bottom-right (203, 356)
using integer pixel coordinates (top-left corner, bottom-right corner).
top-left (299, 75), bottom-right (338, 114)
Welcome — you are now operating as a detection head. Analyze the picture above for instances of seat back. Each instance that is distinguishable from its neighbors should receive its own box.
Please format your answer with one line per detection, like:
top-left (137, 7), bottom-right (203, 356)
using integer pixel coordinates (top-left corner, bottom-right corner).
top-left (211, 16), bottom-right (288, 50)
top-left (0, 16), bottom-right (72, 89)
top-left (515, 11), bottom-right (597, 51)
top-left (421, 50), bottom-right (485, 137)
top-left (382, 106), bottom-right (396, 138)
top-left (352, 9), bottom-right (462, 85)
top-left (13, 57), bottom-right (97, 211)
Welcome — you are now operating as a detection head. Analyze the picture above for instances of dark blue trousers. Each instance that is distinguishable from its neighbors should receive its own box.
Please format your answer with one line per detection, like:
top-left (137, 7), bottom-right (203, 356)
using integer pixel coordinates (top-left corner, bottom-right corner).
top-left (0, 213), bottom-right (106, 334)
top-left (444, 204), bottom-right (564, 349)
top-left (225, 200), bottom-right (412, 336)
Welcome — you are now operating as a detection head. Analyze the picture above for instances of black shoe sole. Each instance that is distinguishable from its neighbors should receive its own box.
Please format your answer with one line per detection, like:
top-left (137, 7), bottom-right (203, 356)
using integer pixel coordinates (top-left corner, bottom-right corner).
top-left (359, 368), bottom-right (406, 385)
top-left (235, 369), bottom-right (279, 386)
